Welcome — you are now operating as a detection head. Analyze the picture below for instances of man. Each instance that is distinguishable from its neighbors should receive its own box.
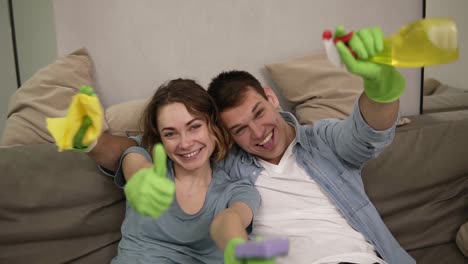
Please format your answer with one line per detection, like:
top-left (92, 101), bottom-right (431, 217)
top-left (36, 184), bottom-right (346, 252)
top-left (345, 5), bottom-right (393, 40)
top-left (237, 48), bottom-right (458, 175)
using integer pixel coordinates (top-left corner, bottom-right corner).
top-left (78, 26), bottom-right (414, 264)
top-left (205, 26), bottom-right (414, 264)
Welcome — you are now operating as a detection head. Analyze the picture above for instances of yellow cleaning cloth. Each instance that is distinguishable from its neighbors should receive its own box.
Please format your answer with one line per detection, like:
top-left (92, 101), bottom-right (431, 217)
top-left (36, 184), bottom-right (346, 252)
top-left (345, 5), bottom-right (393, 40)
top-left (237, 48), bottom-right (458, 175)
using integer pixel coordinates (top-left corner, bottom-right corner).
top-left (46, 92), bottom-right (103, 152)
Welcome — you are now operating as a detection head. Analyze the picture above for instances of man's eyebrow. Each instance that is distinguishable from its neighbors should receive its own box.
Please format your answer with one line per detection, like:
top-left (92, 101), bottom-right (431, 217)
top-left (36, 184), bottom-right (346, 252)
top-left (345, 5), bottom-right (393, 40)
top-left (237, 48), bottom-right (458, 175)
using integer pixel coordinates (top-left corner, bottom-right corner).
top-left (229, 124), bottom-right (243, 133)
top-left (252, 102), bottom-right (261, 113)
top-left (228, 102), bottom-right (262, 132)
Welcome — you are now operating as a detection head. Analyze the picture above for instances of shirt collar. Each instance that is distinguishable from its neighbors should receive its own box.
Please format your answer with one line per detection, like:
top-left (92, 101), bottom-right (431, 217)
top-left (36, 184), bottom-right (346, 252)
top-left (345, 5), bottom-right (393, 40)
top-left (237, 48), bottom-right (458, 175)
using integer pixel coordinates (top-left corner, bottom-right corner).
top-left (279, 111), bottom-right (309, 149)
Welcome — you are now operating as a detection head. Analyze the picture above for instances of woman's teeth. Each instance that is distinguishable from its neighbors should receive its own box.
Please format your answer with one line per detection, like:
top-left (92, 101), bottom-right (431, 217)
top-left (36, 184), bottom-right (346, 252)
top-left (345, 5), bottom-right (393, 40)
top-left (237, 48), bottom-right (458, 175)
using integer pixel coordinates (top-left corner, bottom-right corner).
top-left (182, 149), bottom-right (200, 158)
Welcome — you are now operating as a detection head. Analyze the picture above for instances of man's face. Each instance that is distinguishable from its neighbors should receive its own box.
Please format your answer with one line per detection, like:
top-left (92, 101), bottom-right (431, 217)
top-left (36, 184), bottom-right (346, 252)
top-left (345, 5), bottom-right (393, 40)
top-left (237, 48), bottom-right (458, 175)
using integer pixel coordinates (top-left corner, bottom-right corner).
top-left (219, 87), bottom-right (295, 164)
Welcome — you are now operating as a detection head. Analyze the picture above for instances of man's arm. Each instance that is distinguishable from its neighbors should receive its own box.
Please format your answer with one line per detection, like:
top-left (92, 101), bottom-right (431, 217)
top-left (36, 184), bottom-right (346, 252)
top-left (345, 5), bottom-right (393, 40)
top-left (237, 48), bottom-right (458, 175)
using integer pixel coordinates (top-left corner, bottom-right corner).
top-left (314, 25), bottom-right (405, 168)
top-left (87, 133), bottom-right (138, 172)
top-left (358, 93), bottom-right (399, 131)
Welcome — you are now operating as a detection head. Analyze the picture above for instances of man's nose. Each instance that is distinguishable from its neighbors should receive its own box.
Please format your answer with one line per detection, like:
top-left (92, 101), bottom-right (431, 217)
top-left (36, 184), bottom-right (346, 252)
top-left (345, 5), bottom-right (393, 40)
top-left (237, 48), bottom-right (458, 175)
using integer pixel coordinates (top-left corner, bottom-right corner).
top-left (250, 122), bottom-right (263, 140)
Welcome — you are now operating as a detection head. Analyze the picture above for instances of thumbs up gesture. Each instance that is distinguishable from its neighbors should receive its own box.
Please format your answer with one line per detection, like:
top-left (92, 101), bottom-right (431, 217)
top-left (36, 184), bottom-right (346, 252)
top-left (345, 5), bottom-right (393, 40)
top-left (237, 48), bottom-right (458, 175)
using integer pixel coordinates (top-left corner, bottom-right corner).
top-left (124, 144), bottom-right (176, 218)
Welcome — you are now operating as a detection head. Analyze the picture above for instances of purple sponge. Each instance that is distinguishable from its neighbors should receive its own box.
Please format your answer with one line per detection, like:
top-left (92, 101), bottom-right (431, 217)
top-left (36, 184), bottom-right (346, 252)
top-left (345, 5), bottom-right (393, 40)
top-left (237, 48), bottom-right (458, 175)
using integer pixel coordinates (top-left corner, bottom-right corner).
top-left (235, 239), bottom-right (289, 259)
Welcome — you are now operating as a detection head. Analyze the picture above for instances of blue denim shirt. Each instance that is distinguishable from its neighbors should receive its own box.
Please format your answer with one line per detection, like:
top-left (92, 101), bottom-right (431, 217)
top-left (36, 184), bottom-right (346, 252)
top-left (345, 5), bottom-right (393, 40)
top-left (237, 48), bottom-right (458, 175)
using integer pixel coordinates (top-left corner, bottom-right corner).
top-left (220, 102), bottom-right (415, 264)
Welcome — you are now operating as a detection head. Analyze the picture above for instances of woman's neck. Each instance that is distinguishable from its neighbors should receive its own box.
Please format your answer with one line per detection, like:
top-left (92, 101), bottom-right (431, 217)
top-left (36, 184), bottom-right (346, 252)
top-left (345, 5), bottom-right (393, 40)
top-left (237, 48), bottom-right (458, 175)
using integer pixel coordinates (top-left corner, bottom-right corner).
top-left (173, 161), bottom-right (213, 188)
top-left (173, 161), bottom-right (213, 215)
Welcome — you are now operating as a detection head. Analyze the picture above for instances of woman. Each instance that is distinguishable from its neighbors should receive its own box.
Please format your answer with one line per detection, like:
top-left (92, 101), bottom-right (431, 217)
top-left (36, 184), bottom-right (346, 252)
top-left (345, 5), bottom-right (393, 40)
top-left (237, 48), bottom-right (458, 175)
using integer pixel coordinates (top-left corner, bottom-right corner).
top-left (111, 79), bottom-right (261, 264)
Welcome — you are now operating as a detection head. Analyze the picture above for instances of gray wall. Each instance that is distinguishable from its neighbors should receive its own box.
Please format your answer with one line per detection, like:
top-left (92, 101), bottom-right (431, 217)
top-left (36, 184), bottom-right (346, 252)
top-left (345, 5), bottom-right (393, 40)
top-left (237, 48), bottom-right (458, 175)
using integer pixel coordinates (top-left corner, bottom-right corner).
top-left (0, 0), bottom-right (18, 138)
top-left (54, 0), bottom-right (423, 116)
top-left (2, 0), bottom-right (424, 140)
top-left (425, 0), bottom-right (468, 90)
top-left (0, 0), bottom-right (57, 139)
top-left (14, 0), bottom-right (57, 83)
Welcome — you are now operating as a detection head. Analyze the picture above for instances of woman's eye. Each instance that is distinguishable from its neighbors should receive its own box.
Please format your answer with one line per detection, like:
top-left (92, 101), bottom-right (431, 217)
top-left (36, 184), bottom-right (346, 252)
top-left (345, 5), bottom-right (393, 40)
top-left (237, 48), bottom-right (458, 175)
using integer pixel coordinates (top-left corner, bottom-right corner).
top-left (163, 132), bottom-right (174, 138)
top-left (191, 124), bottom-right (202, 130)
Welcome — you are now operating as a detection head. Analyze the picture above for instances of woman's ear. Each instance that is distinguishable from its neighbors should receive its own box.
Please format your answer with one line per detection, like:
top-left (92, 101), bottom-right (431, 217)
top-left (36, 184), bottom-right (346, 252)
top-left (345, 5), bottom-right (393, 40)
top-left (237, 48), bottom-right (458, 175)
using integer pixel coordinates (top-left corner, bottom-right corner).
top-left (263, 86), bottom-right (281, 109)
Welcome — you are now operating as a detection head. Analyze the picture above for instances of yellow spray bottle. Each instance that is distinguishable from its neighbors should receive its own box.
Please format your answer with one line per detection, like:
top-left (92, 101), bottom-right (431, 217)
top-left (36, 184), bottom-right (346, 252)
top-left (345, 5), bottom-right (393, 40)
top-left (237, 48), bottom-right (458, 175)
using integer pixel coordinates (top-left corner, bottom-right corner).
top-left (323, 17), bottom-right (459, 68)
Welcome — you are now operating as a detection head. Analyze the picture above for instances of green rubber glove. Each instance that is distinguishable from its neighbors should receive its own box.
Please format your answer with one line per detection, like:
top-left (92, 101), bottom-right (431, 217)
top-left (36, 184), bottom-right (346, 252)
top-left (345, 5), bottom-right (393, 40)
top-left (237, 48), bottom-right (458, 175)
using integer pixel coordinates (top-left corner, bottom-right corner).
top-left (335, 26), bottom-right (406, 103)
top-left (224, 238), bottom-right (276, 264)
top-left (72, 85), bottom-right (96, 151)
top-left (124, 144), bottom-right (175, 218)
top-left (225, 238), bottom-right (246, 264)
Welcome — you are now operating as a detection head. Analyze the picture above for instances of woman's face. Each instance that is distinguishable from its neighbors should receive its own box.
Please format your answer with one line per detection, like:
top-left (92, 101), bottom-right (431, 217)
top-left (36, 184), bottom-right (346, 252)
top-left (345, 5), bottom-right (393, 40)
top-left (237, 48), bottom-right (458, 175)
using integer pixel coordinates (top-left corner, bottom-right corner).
top-left (157, 102), bottom-right (216, 172)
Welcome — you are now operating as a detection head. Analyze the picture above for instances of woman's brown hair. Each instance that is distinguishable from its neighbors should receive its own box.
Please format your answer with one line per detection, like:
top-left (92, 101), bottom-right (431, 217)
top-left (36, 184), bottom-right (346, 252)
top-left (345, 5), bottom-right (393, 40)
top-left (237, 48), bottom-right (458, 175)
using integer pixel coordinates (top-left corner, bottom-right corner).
top-left (141, 79), bottom-right (231, 161)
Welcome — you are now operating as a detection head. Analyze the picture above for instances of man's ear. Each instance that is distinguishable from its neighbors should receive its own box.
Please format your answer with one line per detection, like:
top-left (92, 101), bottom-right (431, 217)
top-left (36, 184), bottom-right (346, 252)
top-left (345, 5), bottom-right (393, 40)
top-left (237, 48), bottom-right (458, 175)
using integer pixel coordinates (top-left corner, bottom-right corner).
top-left (263, 86), bottom-right (280, 109)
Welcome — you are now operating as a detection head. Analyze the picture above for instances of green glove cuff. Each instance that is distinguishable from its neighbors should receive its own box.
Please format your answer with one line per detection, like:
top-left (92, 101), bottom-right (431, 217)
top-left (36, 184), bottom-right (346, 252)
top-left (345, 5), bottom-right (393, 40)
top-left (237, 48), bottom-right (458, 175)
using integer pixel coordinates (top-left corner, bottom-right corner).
top-left (72, 86), bottom-right (97, 151)
top-left (71, 139), bottom-right (97, 152)
top-left (363, 65), bottom-right (406, 103)
top-left (73, 116), bottom-right (93, 150)
top-left (225, 238), bottom-right (246, 264)
top-left (79, 85), bottom-right (96, 96)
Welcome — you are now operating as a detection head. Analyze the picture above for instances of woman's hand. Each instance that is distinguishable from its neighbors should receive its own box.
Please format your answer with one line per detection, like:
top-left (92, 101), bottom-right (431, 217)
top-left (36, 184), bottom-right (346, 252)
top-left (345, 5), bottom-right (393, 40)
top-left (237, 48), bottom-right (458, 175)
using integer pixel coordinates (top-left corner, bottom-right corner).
top-left (124, 144), bottom-right (175, 218)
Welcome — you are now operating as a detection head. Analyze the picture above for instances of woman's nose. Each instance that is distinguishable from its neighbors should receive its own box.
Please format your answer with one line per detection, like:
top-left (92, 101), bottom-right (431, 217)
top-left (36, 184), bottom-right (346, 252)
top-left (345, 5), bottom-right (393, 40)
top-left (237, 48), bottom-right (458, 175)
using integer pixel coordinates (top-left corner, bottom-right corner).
top-left (179, 133), bottom-right (194, 149)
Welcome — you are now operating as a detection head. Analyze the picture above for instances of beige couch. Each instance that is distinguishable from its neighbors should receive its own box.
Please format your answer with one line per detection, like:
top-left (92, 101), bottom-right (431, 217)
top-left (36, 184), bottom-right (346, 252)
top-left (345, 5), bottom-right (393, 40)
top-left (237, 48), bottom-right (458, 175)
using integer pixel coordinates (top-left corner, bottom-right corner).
top-left (363, 110), bottom-right (468, 263)
top-left (1, 49), bottom-right (467, 263)
top-left (2, 110), bottom-right (467, 263)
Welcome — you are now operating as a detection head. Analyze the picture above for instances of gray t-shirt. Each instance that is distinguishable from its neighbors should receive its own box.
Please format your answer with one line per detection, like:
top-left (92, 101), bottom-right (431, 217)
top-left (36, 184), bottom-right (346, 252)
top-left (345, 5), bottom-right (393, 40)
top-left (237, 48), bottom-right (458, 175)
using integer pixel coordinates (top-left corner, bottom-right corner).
top-left (110, 146), bottom-right (260, 264)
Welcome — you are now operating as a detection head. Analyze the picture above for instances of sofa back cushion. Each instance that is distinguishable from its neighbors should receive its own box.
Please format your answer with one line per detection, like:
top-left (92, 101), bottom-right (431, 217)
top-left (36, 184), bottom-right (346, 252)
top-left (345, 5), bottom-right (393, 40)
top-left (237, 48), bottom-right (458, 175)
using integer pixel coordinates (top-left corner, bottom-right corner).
top-left (0, 48), bottom-right (109, 147)
top-left (266, 53), bottom-right (363, 124)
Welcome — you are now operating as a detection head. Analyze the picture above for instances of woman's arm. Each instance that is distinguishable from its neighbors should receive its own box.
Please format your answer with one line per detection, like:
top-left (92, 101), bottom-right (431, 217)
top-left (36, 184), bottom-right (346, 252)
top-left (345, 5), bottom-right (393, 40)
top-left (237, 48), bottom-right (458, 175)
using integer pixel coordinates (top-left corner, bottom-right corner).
top-left (122, 152), bottom-right (153, 181)
top-left (210, 202), bottom-right (253, 250)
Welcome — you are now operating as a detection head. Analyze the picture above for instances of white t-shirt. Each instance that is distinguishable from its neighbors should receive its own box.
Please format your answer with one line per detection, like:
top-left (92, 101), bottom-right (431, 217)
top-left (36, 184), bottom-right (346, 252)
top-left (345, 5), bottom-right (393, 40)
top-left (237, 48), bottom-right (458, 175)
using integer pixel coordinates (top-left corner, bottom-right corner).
top-left (252, 143), bottom-right (386, 264)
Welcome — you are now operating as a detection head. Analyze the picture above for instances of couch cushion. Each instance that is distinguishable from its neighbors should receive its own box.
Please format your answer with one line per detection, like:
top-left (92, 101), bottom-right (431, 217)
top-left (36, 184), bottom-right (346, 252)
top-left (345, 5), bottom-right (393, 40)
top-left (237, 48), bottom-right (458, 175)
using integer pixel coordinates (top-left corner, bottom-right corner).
top-left (105, 98), bottom-right (148, 136)
top-left (266, 53), bottom-right (363, 124)
top-left (408, 243), bottom-right (467, 264)
top-left (0, 144), bottom-right (125, 263)
top-left (423, 92), bottom-right (468, 114)
top-left (1, 48), bottom-right (108, 147)
top-left (362, 110), bottom-right (468, 263)
top-left (456, 221), bottom-right (468, 257)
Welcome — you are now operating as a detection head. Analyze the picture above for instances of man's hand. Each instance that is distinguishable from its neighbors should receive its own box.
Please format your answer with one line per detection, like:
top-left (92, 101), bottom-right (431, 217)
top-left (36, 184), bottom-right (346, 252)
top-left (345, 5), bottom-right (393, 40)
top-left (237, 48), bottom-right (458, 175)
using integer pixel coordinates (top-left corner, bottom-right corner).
top-left (225, 238), bottom-right (276, 264)
top-left (335, 26), bottom-right (405, 103)
top-left (124, 144), bottom-right (175, 218)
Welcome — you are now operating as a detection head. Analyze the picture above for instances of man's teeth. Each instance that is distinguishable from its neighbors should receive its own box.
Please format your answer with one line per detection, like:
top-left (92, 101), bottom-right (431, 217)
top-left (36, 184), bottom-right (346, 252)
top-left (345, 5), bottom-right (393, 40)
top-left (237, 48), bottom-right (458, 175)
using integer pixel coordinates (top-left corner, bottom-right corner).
top-left (258, 132), bottom-right (273, 146)
top-left (182, 149), bottom-right (200, 158)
